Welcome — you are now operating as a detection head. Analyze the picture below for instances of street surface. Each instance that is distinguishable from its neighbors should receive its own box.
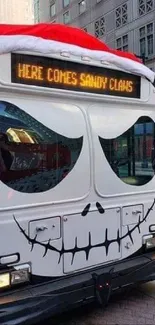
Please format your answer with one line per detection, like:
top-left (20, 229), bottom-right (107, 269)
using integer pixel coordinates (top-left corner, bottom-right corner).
top-left (38, 281), bottom-right (155, 325)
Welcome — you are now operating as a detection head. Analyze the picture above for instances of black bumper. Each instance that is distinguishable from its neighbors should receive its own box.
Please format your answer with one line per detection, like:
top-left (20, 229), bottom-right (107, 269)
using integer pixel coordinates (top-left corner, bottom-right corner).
top-left (1, 251), bottom-right (155, 325)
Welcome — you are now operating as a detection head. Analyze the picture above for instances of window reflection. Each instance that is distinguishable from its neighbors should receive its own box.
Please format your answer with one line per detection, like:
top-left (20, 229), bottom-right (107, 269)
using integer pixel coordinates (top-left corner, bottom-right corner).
top-left (99, 116), bottom-right (155, 186)
top-left (0, 101), bottom-right (83, 193)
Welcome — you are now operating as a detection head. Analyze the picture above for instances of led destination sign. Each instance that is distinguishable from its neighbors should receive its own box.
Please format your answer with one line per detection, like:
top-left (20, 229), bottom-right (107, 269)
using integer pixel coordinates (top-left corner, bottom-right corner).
top-left (11, 53), bottom-right (141, 98)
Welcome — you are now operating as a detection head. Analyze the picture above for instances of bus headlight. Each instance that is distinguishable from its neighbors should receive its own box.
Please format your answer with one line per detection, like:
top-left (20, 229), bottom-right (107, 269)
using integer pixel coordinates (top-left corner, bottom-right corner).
top-left (11, 264), bottom-right (30, 285)
top-left (143, 234), bottom-right (155, 250)
top-left (0, 273), bottom-right (10, 288)
top-left (0, 264), bottom-right (30, 290)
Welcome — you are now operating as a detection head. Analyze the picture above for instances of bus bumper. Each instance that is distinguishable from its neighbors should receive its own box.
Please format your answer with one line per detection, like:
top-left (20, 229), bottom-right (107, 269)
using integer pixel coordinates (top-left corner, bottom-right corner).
top-left (0, 251), bottom-right (155, 325)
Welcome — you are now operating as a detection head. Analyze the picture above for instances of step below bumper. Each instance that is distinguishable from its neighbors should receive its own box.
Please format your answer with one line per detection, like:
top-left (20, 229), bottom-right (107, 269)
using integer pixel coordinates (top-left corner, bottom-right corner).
top-left (0, 251), bottom-right (155, 325)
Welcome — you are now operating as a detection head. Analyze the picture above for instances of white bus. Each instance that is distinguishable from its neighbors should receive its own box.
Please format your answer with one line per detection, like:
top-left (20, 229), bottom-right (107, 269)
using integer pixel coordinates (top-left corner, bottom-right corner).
top-left (0, 24), bottom-right (155, 325)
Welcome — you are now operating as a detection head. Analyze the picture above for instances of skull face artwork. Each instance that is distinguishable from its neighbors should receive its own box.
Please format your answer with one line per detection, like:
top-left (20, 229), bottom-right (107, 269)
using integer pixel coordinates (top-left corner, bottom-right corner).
top-left (0, 100), bottom-right (155, 274)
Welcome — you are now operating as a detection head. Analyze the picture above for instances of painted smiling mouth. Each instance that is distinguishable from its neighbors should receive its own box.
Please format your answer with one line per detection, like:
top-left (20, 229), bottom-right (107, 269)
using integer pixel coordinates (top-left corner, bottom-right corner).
top-left (13, 199), bottom-right (155, 265)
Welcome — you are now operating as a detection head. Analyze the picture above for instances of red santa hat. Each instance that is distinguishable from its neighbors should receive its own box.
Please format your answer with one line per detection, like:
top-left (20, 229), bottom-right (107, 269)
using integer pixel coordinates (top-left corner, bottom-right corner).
top-left (0, 23), bottom-right (154, 84)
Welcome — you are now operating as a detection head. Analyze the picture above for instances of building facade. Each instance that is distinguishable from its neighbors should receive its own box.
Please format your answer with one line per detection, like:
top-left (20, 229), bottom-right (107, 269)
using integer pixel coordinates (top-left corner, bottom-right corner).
top-left (0, 0), bottom-right (34, 24)
top-left (34, 0), bottom-right (155, 70)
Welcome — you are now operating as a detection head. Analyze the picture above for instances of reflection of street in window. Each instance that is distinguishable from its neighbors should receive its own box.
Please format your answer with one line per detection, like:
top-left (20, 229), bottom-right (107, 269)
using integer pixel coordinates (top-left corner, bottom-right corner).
top-left (0, 133), bottom-right (13, 172)
top-left (0, 101), bottom-right (83, 193)
top-left (99, 116), bottom-right (155, 186)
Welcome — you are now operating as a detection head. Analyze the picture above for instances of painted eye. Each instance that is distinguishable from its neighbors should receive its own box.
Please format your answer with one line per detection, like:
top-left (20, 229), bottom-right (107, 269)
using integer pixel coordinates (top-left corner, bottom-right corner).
top-left (99, 116), bottom-right (155, 186)
top-left (0, 101), bottom-right (83, 193)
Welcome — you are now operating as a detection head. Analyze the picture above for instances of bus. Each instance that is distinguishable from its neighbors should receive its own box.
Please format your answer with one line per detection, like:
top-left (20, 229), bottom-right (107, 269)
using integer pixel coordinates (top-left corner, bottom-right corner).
top-left (0, 23), bottom-right (155, 325)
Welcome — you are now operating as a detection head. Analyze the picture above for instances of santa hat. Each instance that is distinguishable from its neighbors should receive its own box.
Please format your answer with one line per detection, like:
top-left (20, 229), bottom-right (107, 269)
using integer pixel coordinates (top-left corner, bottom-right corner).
top-left (0, 23), bottom-right (154, 84)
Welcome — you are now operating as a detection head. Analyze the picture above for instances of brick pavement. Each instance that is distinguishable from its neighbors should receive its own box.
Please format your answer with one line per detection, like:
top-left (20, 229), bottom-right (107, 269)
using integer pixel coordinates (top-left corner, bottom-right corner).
top-left (46, 282), bottom-right (155, 325)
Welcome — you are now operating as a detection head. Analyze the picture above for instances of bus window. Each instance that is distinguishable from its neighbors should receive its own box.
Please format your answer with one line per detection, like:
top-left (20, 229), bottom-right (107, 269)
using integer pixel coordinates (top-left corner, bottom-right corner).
top-left (0, 101), bottom-right (83, 193)
top-left (99, 116), bottom-right (155, 186)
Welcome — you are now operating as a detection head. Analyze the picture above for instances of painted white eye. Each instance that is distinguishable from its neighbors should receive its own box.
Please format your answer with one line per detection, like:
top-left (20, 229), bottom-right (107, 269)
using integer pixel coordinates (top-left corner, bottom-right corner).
top-left (92, 107), bottom-right (145, 139)
top-left (21, 102), bottom-right (84, 138)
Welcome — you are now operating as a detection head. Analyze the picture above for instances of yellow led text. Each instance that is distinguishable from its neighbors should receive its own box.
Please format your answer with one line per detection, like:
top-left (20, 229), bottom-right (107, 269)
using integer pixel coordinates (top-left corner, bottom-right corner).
top-left (109, 78), bottom-right (133, 93)
top-left (16, 63), bottom-right (135, 94)
top-left (47, 69), bottom-right (77, 86)
top-left (80, 74), bottom-right (108, 89)
top-left (17, 64), bottom-right (44, 81)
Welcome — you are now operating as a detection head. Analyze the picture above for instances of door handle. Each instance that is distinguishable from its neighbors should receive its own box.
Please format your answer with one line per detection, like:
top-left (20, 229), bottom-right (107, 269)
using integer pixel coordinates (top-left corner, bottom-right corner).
top-left (132, 210), bottom-right (141, 215)
top-left (36, 226), bottom-right (48, 232)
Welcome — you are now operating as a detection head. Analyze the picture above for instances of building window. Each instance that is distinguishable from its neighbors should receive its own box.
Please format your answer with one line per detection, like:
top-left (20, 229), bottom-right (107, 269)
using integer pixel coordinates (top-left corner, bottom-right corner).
top-left (115, 3), bottom-right (128, 28)
top-left (95, 16), bottom-right (105, 38)
top-left (63, 0), bottom-right (70, 7)
top-left (79, 0), bottom-right (86, 14)
top-left (99, 116), bottom-right (155, 186)
top-left (63, 11), bottom-right (70, 24)
top-left (139, 23), bottom-right (153, 56)
top-left (116, 34), bottom-right (128, 51)
top-left (50, 3), bottom-right (56, 17)
top-left (0, 101), bottom-right (83, 194)
top-left (138, 0), bottom-right (153, 16)
top-left (34, 0), bottom-right (40, 23)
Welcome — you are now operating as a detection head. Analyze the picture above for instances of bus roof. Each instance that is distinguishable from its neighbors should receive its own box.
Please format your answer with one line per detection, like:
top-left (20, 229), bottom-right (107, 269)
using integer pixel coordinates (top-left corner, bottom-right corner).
top-left (0, 23), bottom-right (154, 85)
